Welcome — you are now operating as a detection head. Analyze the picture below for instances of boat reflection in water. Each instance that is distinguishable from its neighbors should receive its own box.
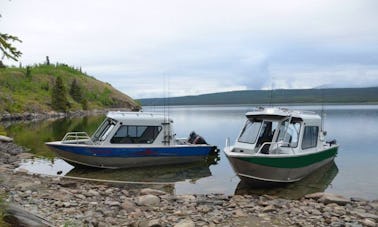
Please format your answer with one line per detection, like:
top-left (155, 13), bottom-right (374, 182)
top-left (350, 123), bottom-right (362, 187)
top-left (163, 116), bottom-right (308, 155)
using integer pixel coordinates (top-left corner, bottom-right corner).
top-left (234, 161), bottom-right (338, 200)
top-left (65, 154), bottom-right (220, 193)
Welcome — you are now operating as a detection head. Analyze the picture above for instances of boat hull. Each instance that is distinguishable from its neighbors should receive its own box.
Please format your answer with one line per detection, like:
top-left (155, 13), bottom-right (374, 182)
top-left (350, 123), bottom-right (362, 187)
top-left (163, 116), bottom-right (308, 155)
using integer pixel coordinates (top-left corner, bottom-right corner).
top-left (46, 142), bottom-right (217, 169)
top-left (225, 146), bottom-right (338, 184)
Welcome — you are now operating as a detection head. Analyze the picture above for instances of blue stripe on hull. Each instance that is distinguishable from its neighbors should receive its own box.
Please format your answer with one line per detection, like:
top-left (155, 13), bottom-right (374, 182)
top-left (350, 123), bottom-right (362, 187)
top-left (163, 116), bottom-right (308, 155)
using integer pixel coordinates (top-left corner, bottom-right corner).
top-left (47, 144), bottom-right (213, 158)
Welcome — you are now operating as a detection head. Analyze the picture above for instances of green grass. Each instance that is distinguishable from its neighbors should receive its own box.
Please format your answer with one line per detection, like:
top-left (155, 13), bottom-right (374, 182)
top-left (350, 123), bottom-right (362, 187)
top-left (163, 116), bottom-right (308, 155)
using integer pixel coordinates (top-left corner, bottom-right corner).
top-left (0, 64), bottom-right (140, 113)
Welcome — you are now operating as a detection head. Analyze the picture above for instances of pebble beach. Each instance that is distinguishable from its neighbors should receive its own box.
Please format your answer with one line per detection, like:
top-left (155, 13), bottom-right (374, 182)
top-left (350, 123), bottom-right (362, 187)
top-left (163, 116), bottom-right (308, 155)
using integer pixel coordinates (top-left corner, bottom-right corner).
top-left (0, 140), bottom-right (377, 227)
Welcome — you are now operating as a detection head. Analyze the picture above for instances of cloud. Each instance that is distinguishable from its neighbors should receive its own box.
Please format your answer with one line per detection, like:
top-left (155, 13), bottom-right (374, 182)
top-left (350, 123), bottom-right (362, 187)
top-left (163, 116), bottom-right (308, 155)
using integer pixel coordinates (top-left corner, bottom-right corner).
top-left (1, 0), bottom-right (378, 98)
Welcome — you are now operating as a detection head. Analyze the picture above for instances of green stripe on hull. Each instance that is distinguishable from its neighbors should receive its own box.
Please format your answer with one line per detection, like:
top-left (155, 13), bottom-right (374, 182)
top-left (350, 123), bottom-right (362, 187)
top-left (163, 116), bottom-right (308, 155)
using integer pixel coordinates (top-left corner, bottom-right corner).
top-left (239, 146), bottom-right (338, 168)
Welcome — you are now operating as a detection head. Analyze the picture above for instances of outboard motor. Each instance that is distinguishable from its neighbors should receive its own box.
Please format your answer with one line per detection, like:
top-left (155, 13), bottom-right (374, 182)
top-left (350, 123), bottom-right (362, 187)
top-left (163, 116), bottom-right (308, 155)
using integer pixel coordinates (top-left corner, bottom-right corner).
top-left (327, 139), bottom-right (337, 146)
top-left (188, 131), bottom-right (208, 144)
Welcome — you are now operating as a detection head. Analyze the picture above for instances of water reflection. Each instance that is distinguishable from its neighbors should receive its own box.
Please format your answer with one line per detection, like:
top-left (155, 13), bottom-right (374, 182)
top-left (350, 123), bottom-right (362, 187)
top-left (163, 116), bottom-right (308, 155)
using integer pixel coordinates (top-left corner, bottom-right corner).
top-left (234, 161), bottom-right (339, 199)
top-left (66, 154), bottom-right (220, 183)
top-left (17, 154), bottom-right (220, 184)
top-left (3, 105), bottom-right (378, 199)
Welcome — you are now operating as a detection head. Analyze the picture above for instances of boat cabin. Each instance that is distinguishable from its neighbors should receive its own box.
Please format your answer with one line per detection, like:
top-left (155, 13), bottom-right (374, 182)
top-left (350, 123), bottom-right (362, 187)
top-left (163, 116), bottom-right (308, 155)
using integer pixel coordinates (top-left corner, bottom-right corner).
top-left (90, 112), bottom-right (175, 146)
top-left (233, 107), bottom-right (325, 155)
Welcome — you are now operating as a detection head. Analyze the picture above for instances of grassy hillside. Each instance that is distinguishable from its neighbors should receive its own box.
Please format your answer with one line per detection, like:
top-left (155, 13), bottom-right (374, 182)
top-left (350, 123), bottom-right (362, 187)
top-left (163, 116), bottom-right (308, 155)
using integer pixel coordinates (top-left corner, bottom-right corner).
top-left (0, 64), bottom-right (140, 113)
top-left (139, 87), bottom-right (378, 106)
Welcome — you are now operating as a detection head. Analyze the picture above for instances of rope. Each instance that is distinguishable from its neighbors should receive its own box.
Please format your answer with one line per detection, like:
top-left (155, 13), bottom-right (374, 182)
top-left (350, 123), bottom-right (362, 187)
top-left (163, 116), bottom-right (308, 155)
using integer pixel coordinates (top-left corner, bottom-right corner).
top-left (33, 172), bottom-right (176, 185)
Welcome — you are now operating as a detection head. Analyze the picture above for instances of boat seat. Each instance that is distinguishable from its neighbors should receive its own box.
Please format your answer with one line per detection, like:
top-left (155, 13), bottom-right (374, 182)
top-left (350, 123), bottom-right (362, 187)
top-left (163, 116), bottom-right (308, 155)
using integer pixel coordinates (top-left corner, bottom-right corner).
top-left (260, 143), bottom-right (270, 154)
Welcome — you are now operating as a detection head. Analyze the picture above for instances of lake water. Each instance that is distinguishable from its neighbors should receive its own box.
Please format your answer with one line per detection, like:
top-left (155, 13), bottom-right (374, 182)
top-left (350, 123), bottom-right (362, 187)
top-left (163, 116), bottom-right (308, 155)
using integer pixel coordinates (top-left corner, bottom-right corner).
top-left (3, 105), bottom-right (378, 199)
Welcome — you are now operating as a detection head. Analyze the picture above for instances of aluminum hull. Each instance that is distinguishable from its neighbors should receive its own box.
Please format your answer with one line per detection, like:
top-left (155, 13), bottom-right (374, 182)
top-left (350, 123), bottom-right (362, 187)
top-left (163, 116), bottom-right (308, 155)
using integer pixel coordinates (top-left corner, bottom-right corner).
top-left (225, 146), bottom-right (338, 184)
top-left (46, 142), bottom-right (216, 169)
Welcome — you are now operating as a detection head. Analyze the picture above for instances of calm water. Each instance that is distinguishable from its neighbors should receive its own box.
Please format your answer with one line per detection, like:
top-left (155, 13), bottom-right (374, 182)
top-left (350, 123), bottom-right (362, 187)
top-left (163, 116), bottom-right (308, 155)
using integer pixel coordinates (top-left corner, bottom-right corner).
top-left (3, 105), bottom-right (378, 199)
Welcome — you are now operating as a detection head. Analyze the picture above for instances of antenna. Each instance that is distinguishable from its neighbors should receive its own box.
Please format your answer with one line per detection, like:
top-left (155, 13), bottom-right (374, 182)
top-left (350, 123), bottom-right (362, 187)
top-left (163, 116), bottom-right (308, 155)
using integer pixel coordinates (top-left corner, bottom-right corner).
top-left (320, 88), bottom-right (325, 132)
top-left (269, 81), bottom-right (274, 107)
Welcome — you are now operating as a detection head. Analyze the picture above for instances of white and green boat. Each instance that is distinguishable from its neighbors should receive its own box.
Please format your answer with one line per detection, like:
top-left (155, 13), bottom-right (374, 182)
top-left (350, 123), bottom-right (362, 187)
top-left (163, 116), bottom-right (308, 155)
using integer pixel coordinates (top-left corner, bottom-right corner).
top-left (224, 107), bottom-right (338, 185)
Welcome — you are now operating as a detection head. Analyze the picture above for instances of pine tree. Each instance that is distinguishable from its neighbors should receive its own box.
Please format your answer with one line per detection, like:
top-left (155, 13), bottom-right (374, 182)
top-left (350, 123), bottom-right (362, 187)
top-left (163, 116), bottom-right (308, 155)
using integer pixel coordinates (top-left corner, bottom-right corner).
top-left (69, 79), bottom-right (83, 103)
top-left (52, 76), bottom-right (68, 112)
top-left (26, 66), bottom-right (31, 78)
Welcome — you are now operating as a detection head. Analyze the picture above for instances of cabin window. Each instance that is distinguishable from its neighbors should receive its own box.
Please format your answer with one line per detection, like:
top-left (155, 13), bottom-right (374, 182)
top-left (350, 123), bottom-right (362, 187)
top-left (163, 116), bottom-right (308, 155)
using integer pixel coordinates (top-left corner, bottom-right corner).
top-left (276, 120), bottom-right (301, 147)
top-left (92, 118), bottom-right (118, 142)
top-left (238, 120), bottom-right (262, 144)
top-left (301, 126), bottom-right (319, 149)
top-left (110, 125), bottom-right (162, 144)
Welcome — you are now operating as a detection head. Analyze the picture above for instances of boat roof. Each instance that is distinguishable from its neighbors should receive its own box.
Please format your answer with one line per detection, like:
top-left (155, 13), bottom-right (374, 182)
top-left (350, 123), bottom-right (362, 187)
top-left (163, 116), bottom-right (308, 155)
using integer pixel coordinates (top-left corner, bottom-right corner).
top-left (107, 111), bottom-right (173, 124)
top-left (245, 107), bottom-right (321, 122)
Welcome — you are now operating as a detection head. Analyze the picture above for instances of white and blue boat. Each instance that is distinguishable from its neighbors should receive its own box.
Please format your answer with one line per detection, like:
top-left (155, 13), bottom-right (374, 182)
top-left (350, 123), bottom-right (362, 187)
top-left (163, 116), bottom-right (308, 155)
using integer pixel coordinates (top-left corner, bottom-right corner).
top-left (46, 111), bottom-right (218, 169)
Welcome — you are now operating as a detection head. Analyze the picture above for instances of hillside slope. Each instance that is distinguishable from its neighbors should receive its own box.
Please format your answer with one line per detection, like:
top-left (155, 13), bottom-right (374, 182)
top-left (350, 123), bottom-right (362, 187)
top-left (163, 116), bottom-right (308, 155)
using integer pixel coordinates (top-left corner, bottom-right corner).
top-left (0, 64), bottom-right (140, 113)
top-left (139, 87), bottom-right (378, 106)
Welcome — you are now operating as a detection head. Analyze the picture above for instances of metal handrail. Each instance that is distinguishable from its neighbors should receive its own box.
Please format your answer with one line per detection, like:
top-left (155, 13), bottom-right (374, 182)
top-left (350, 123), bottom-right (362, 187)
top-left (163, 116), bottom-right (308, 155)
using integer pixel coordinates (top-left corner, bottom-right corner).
top-left (62, 132), bottom-right (93, 144)
top-left (225, 137), bottom-right (230, 149)
top-left (256, 141), bottom-right (296, 155)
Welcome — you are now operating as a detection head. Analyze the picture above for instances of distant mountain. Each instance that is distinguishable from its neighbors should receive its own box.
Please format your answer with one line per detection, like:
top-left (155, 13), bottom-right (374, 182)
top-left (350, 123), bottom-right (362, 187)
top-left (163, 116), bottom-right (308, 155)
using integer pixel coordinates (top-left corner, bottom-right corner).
top-left (0, 64), bottom-right (140, 113)
top-left (138, 87), bottom-right (378, 106)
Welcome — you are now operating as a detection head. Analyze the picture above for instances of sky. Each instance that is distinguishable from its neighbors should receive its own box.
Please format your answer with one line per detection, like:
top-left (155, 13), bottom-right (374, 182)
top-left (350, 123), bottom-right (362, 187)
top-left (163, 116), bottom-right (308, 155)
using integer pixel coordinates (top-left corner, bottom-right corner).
top-left (1, 0), bottom-right (378, 98)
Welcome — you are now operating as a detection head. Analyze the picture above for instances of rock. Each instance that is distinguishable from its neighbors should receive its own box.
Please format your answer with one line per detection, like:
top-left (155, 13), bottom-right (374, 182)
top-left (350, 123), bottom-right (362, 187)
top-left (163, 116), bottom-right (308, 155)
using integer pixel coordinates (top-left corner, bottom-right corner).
top-left (361, 218), bottom-right (376, 227)
top-left (196, 205), bottom-right (212, 213)
top-left (122, 200), bottom-right (136, 212)
top-left (74, 194), bottom-right (86, 200)
top-left (122, 189), bottom-right (130, 196)
top-left (233, 209), bottom-right (247, 217)
top-left (140, 188), bottom-right (167, 196)
top-left (147, 219), bottom-right (162, 227)
top-left (105, 188), bottom-right (114, 194)
top-left (262, 205), bottom-right (276, 213)
top-left (105, 201), bottom-right (121, 206)
top-left (16, 168), bottom-right (29, 174)
top-left (318, 193), bottom-right (350, 206)
top-left (87, 189), bottom-right (100, 196)
top-left (174, 218), bottom-right (195, 227)
top-left (353, 211), bottom-right (378, 221)
top-left (0, 135), bottom-right (13, 142)
top-left (15, 182), bottom-right (36, 190)
top-left (178, 195), bottom-right (196, 202)
top-left (136, 195), bottom-right (160, 207)
top-left (350, 197), bottom-right (368, 203)
top-left (17, 153), bottom-right (34, 159)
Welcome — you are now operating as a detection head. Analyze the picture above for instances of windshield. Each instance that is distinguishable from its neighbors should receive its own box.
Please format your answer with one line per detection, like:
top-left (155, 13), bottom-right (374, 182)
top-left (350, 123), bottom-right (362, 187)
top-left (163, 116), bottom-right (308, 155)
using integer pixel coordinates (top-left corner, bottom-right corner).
top-left (238, 120), bottom-right (262, 144)
top-left (92, 118), bottom-right (118, 142)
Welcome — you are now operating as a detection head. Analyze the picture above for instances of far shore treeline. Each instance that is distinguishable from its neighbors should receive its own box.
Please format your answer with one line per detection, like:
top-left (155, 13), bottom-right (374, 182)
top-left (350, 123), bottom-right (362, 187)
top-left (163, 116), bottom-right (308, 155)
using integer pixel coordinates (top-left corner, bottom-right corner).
top-left (138, 87), bottom-right (378, 106)
top-left (0, 61), bottom-right (140, 114)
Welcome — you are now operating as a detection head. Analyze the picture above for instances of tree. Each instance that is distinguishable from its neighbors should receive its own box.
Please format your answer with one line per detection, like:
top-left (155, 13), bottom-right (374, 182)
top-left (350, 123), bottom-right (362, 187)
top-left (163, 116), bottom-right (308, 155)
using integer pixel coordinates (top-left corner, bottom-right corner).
top-left (1, 10), bottom-right (23, 65)
top-left (52, 76), bottom-right (69, 112)
top-left (0, 33), bottom-right (22, 62)
top-left (26, 66), bottom-right (31, 79)
top-left (69, 79), bottom-right (83, 103)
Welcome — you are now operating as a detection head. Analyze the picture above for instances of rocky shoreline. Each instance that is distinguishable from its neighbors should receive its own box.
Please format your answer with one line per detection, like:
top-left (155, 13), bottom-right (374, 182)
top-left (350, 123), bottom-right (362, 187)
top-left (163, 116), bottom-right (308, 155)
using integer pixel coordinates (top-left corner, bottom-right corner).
top-left (0, 108), bottom-right (138, 122)
top-left (0, 140), bottom-right (377, 227)
top-left (0, 110), bottom-right (107, 122)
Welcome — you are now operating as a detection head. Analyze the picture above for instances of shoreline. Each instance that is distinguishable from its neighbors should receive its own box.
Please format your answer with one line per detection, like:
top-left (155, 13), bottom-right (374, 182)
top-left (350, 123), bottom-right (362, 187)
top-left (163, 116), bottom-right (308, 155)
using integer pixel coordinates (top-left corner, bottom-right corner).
top-left (0, 108), bottom-right (138, 122)
top-left (0, 141), bottom-right (377, 226)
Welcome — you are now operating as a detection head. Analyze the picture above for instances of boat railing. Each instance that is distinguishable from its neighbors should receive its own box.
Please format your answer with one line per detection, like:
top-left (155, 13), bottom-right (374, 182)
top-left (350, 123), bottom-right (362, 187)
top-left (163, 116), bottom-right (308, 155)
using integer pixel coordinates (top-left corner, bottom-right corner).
top-left (62, 132), bottom-right (94, 144)
top-left (256, 141), bottom-right (296, 155)
top-left (225, 137), bottom-right (230, 149)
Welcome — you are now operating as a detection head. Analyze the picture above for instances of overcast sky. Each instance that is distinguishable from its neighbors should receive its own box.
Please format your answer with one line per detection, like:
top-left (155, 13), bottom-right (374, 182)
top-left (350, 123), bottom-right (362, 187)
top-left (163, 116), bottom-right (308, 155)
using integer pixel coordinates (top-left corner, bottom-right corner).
top-left (2, 0), bottom-right (378, 98)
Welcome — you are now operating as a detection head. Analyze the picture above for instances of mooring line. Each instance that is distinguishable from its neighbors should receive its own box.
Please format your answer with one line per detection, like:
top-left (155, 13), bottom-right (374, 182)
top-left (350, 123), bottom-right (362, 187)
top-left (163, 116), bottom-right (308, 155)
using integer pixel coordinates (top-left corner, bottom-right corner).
top-left (30, 172), bottom-right (176, 185)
